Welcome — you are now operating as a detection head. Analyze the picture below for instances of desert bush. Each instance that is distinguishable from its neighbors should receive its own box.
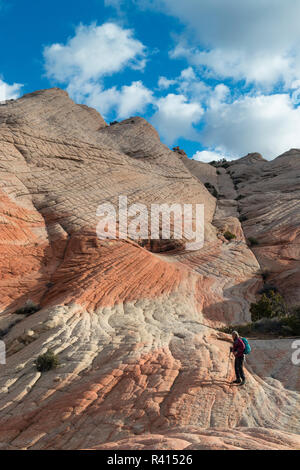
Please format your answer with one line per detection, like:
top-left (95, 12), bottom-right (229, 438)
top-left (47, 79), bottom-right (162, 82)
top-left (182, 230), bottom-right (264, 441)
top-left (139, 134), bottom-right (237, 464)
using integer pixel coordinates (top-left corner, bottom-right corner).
top-left (250, 291), bottom-right (287, 322)
top-left (223, 231), bottom-right (236, 241)
top-left (36, 350), bottom-right (59, 372)
top-left (209, 158), bottom-right (230, 169)
top-left (280, 314), bottom-right (300, 336)
top-left (239, 215), bottom-right (248, 222)
top-left (172, 146), bottom-right (186, 156)
top-left (221, 301), bottom-right (300, 338)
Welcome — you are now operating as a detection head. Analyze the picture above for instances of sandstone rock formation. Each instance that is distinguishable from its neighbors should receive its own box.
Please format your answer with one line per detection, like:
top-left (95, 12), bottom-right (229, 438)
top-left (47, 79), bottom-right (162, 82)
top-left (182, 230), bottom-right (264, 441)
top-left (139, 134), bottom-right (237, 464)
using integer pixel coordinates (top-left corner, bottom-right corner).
top-left (0, 89), bottom-right (299, 450)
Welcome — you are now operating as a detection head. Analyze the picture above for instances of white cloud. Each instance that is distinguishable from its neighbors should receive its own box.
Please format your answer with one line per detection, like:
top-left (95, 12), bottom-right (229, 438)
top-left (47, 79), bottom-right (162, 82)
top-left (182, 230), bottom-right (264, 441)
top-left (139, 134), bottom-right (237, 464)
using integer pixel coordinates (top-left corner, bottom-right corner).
top-left (44, 22), bottom-right (146, 85)
top-left (158, 76), bottom-right (176, 90)
top-left (43, 22), bottom-right (150, 120)
top-left (0, 79), bottom-right (22, 101)
top-left (151, 93), bottom-right (203, 144)
top-left (77, 80), bottom-right (153, 119)
top-left (176, 66), bottom-right (210, 101)
top-left (179, 67), bottom-right (196, 81)
top-left (117, 81), bottom-right (153, 118)
top-left (201, 92), bottom-right (300, 160)
top-left (192, 150), bottom-right (227, 163)
top-left (172, 45), bottom-right (293, 87)
top-left (145, 0), bottom-right (300, 87)
top-left (158, 67), bottom-right (211, 103)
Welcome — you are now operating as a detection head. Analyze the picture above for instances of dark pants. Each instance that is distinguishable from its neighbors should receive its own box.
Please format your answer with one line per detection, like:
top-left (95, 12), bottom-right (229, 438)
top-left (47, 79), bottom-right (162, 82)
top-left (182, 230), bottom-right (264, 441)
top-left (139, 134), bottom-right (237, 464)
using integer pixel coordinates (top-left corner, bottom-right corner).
top-left (235, 355), bottom-right (245, 381)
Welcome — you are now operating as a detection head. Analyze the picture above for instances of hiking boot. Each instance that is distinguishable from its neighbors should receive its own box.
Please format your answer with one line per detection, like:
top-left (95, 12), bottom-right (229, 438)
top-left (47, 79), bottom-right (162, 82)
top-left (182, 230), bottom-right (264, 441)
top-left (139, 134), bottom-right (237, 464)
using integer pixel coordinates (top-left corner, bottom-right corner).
top-left (231, 379), bottom-right (241, 384)
top-left (240, 379), bottom-right (246, 385)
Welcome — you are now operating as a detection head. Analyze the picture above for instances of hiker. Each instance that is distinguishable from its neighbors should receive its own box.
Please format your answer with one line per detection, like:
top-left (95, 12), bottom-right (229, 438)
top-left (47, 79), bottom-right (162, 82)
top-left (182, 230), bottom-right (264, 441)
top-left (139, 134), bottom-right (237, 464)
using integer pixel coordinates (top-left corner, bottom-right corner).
top-left (230, 331), bottom-right (246, 385)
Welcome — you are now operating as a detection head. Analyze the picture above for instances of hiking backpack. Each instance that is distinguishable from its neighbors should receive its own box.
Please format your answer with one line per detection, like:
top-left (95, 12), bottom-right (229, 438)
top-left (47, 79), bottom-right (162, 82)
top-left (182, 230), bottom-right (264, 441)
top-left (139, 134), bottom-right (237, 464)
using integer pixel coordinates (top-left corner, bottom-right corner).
top-left (241, 337), bottom-right (251, 355)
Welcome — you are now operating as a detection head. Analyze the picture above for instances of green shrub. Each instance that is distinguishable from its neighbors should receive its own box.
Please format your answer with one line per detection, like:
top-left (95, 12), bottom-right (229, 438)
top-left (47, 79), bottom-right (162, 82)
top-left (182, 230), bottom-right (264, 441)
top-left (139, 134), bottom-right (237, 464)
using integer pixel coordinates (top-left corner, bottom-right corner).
top-left (209, 158), bottom-right (230, 169)
top-left (36, 350), bottom-right (60, 372)
top-left (281, 314), bottom-right (300, 336)
top-left (223, 231), bottom-right (236, 241)
top-left (250, 291), bottom-right (287, 322)
top-left (248, 237), bottom-right (259, 246)
top-left (220, 302), bottom-right (300, 338)
top-left (239, 215), bottom-right (248, 222)
top-left (15, 300), bottom-right (40, 316)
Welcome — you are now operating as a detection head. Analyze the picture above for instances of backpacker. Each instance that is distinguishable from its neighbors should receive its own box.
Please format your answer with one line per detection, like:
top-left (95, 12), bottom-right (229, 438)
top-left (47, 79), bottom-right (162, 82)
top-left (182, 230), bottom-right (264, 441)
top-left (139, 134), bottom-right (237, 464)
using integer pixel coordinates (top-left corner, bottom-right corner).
top-left (241, 337), bottom-right (251, 355)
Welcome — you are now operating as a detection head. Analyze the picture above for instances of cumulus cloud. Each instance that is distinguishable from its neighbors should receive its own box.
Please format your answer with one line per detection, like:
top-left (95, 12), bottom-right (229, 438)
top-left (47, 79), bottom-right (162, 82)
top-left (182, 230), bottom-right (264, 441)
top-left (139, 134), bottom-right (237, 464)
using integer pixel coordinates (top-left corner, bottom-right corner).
top-left (43, 22), bottom-right (152, 119)
top-left (200, 92), bottom-right (300, 160)
top-left (171, 45), bottom-right (295, 88)
top-left (157, 76), bottom-right (176, 90)
top-left (41, 6), bottom-right (300, 159)
top-left (151, 93), bottom-right (203, 145)
top-left (157, 67), bottom-right (211, 103)
top-left (145, 0), bottom-right (300, 87)
top-left (0, 79), bottom-right (22, 101)
top-left (192, 150), bottom-right (228, 163)
top-left (81, 80), bottom-right (153, 119)
top-left (44, 22), bottom-right (146, 84)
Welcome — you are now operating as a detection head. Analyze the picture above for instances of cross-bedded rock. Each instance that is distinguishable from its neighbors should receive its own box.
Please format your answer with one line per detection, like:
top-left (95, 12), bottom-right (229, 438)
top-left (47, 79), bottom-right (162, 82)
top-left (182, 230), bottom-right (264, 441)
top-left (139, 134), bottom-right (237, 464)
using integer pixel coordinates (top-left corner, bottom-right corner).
top-left (0, 89), bottom-right (299, 450)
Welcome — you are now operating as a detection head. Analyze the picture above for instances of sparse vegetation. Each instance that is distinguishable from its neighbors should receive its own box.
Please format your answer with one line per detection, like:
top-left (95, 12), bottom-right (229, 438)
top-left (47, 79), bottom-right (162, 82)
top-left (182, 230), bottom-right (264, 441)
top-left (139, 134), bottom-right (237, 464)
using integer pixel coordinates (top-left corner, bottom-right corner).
top-left (236, 194), bottom-right (245, 201)
top-left (219, 293), bottom-right (300, 338)
top-left (209, 158), bottom-right (230, 169)
top-left (36, 350), bottom-right (60, 372)
top-left (109, 121), bottom-right (118, 126)
top-left (172, 146), bottom-right (187, 156)
top-left (250, 290), bottom-right (287, 322)
top-left (223, 231), bottom-right (236, 241)
top-left (239, 214), bottom-right (248, 222)
top-left (219, 312), bottom-right (300, 338)
top-left (15, 300), bottom-right (40, 316)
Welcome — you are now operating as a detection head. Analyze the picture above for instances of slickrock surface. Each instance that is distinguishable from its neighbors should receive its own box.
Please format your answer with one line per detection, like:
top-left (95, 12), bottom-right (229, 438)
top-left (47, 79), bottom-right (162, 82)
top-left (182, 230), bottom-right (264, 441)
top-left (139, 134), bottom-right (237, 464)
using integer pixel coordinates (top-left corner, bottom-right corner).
top-left (0, 89), bottom-right (299, 450)
top-left (227, 151), bottom-right (300, 306)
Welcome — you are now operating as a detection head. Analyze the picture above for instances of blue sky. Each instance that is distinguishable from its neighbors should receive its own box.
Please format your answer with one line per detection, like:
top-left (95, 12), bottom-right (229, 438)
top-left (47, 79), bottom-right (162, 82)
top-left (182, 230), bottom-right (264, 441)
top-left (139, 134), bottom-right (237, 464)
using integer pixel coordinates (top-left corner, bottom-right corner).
top-left (1, 0), bottom-right (300, 161)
